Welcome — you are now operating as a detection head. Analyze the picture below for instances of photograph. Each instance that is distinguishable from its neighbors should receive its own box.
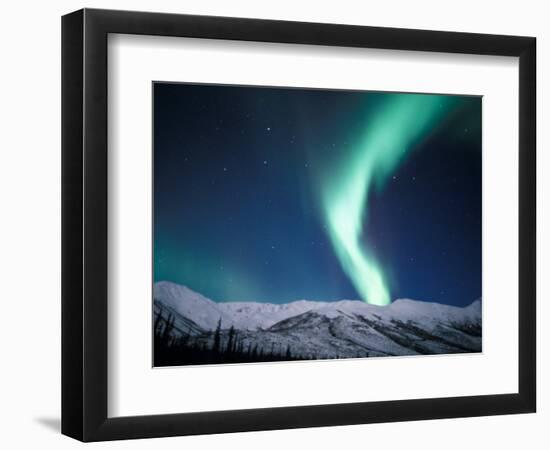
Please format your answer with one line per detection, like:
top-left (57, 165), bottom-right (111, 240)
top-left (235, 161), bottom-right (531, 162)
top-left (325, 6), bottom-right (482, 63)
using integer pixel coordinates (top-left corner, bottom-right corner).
top-left (0, 0), bottom-right (541, 447)
top-left (152, 83), bottom-right (482, 367)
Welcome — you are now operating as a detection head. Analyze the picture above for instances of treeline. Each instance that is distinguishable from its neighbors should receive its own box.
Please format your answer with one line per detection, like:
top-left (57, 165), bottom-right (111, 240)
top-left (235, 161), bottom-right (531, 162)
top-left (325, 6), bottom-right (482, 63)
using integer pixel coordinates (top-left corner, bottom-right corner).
top-left (154, 312), bottom-right (314, 367)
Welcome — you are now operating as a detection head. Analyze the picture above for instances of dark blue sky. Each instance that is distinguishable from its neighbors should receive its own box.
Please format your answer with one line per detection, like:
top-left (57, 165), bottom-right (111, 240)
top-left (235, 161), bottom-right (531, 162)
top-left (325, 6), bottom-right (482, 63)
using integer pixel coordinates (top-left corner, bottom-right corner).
top-left (153, 83), bottom-right (481, 307)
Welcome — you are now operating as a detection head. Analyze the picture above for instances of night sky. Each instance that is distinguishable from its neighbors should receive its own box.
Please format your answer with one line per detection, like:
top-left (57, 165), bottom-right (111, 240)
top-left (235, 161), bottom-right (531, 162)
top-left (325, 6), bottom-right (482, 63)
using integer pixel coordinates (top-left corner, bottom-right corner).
top-left (153, 83), bottom-right (481, 307)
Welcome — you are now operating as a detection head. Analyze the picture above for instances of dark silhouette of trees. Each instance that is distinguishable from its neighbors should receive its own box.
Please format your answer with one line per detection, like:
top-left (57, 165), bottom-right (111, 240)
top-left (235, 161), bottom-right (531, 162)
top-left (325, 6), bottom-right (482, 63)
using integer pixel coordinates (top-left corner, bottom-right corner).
top-left (213, 318), bottom-right (222, 353)
top-left (227, 325), bottom-right (235, 353)
top-left (153, 311), bottom-right (316, 367)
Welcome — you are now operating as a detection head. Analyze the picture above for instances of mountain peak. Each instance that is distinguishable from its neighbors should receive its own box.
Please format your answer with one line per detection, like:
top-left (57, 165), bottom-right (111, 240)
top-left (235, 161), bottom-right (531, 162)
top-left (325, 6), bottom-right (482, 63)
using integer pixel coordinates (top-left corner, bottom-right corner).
top-left (154, 281), bottom-right (482, 361)
top-left (154, 281), bottom-right (480, 332)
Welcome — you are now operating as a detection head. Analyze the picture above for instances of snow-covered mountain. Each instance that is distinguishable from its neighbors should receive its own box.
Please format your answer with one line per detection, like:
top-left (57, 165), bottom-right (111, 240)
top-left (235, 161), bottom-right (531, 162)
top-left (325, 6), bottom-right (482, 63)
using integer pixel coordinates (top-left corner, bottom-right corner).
top-left (154, 281), bottom-right (481, 359)
top-left (154, 281), bottom-right (330, 330)
top-left (154, 281), bottom-right (235, 330)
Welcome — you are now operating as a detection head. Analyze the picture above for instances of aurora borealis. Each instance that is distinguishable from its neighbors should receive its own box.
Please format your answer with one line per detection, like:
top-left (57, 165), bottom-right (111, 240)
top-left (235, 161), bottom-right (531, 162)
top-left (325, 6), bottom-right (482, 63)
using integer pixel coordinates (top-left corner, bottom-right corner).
top-left (319, 95), bottom-right (458, 306)
top-left (154, 83), bottom-right (481, 307)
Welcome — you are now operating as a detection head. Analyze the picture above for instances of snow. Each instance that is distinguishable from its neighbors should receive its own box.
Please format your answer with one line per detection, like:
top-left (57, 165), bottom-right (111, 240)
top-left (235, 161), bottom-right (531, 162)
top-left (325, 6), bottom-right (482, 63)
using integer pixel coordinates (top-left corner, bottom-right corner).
top-left (154, 281), bottom-right (481, 331)
top-left (154, 281), bottom-right (482, 358)
top-left (154, 281), bottom-right (234, 330)
top-left (219, 300), bottom-right (327, 330)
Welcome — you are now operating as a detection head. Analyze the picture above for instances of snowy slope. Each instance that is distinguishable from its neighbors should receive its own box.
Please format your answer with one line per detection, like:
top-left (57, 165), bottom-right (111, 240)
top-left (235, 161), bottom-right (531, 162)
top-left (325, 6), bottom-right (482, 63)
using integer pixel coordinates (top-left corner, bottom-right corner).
top-left (154, 281), bottom-right (327, 330)
top-left (153, 281), bottom-right (481, 358)
top-left (218, 300), bottom-right (327, 330)
top-left (154, 281), bottom-right (234, 330)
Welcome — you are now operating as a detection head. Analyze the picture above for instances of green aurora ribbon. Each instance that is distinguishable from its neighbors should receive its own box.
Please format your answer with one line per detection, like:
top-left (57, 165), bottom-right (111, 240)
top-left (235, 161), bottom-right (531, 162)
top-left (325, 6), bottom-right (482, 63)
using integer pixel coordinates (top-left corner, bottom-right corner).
top-left (319, 94), bottom-right (456, 305)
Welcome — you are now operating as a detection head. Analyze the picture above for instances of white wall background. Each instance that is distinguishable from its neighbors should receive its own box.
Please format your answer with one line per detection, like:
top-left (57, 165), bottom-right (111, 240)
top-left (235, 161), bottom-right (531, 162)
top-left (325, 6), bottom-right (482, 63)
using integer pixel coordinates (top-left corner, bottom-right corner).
top-left (0, 1), bottom-right (546, 448)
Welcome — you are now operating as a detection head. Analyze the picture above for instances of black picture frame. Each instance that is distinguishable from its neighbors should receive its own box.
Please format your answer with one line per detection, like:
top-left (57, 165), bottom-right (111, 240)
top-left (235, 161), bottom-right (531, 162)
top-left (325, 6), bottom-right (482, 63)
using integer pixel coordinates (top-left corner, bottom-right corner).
top-left (61, 8), bottom-right (536, 442)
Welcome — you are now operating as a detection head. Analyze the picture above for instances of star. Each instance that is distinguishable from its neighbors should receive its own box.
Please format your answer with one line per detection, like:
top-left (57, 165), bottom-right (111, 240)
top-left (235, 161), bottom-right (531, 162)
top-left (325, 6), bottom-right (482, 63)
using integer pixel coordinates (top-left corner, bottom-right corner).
top-left (266, 127), bottom-right (271, 132)
top-left (263, 160), bottom-right (268, 165)
top-left (223, 167), bottom-right (228, 172)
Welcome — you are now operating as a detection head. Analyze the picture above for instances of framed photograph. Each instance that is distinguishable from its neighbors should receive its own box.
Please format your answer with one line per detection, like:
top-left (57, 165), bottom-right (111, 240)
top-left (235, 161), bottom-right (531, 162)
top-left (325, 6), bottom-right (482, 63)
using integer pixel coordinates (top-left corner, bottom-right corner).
top-left (62, 8), bottom-right (536, 441)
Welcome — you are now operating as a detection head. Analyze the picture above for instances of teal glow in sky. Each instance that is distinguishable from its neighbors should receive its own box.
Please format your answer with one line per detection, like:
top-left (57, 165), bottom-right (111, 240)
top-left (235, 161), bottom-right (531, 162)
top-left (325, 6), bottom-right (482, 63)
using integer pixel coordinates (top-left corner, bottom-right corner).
top-left (318, 94), bottom-right (456, 305)
top-left (154, 83), bottom-right (481, 306)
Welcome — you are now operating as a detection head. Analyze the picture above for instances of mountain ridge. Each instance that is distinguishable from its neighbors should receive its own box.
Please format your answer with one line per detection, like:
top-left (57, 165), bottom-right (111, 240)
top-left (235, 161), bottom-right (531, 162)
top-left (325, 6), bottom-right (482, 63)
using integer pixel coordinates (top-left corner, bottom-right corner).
top-left (154, 280), bottom-right (481, 362)
top-left (154, 280), bottom-right (481, 331)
